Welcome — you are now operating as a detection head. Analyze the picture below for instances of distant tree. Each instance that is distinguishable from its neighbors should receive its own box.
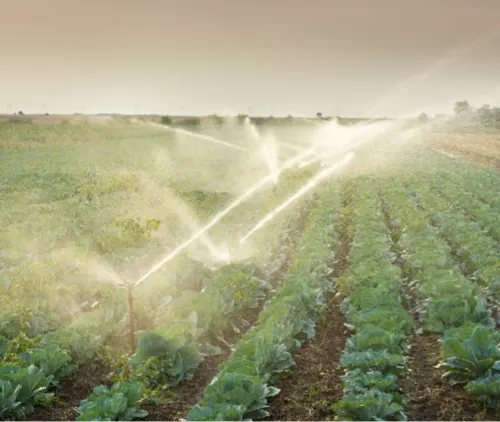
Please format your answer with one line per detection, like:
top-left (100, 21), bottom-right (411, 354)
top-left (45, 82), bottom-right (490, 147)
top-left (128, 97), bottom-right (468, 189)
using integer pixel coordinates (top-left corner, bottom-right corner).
top-left (287, 114), bottom-right (293, 120)
top-left (161, 115), bottom-right (172, 125)
top-left (417, 112), bottom-right (428, 123)
top-left (492, 107), bottom-right (500, 125)
top-left (477, 104), bottom-right (493, 126)
top-left (18, 110), bottom-right (24, 115)
top-left (316, 112), bottom-right (323, 119)
top-left (454, 101), bottom-right (472, 116)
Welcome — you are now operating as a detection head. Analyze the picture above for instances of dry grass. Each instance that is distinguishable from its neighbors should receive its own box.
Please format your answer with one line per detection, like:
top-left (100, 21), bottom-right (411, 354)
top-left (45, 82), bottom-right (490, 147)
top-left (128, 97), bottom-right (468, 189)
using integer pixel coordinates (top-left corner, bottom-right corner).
top-left (422, 132), bottom-right (500, 170)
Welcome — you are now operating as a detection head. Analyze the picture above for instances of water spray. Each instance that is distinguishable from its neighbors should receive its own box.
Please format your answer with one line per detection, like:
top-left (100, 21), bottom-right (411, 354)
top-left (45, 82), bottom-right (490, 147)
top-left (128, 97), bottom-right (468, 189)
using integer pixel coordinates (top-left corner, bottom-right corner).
top-left (133, 147), bottom-right (317, 288)
top-left (278, 141), bottom-right (319, 156)
top-left (149, 122), bottom-right (248, 152)
top-left (239, 152), bottom-right (354, 244)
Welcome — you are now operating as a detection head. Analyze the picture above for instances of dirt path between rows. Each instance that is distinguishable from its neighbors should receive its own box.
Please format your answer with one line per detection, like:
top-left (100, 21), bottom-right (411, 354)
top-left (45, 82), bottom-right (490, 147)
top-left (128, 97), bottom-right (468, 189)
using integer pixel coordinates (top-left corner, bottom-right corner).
top-left (27, 202), bottom-right (315, 422)
top-left (266, 292), bottom-right (346, 421)
top-left (266, 183), bottom-right (354, 421)
top-left (396, 182), bottom-right (500, 421)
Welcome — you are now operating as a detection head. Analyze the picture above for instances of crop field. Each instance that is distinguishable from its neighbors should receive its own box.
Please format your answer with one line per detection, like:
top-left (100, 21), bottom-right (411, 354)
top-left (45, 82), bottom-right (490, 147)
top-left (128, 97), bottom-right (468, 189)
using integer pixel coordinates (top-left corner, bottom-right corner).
top-left (1, 116), bottom-right (500, 421)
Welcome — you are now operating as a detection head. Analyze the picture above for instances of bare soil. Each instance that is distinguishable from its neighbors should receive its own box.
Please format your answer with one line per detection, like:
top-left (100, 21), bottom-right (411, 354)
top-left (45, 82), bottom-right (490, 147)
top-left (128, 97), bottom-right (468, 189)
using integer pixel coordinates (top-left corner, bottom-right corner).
top-left (266, 293), bottom-right (347, 421)
top-left (142, 355), bottom-right (225, 421)
top-left (266, 188), bottom-right (353, 421)
top-left (382, 182), bottom-right (500, 421)
top-left (422, 132), bottom-right (500, 170)
top-left (401, 334), bottom-right (500, 421)
top-left (24, 366), bottom-right (113, 421)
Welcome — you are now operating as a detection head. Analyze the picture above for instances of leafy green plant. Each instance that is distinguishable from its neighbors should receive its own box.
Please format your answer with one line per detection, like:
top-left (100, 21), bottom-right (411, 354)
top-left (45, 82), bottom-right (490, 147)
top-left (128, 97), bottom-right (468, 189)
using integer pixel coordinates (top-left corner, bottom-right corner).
top-left (128, 332), bottom-right (200, 387)
top-left (229, 336), bottom-right (293, 378)
top-left (0, 365), bottom-right (53, 419)
top-left (0, 380), bottom-right (22, 420)
top-left (437, 325), bottom-right (500, 385)
top-left (340, 351), bottom-right (406, 376)
top-left (443, 322), bottom-right (500, 344)
top-left (19, 344), bottom-right (75, 385)
top-left (76, 381), bottom-right (148, 421)
top-left (423, 295), bottom-right (493, 333)
top-left (43, 325), bottom-right (103, 367)
top-left (94, 217), bottom-right (161, 254)
top-left (466, 374), bottom-right (500, 408)
top-left (1, 333), bottom-right (42, 364)
top-left (195, 373), bottom-right (279, 420)
top-left (346, 309), bottom-right (413, 336)
top-left (0, 313), bottom-right (23, 339)
top-left (187, 403), bottom-right (247, 421)
top-left (186, 183), bottom-right (342, 420)
top-left (332, 389), bottom-right (407, 421)
top-left (346, 326), bottom-right (404, 354)
top-left (342, 369), bottom-right (400, 394)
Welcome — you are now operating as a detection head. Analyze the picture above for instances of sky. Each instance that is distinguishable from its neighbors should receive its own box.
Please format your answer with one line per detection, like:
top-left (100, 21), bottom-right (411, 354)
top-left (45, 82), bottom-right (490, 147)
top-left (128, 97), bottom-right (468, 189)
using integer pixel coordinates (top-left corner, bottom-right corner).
top-left (1, 0), bottom-right (500, 117)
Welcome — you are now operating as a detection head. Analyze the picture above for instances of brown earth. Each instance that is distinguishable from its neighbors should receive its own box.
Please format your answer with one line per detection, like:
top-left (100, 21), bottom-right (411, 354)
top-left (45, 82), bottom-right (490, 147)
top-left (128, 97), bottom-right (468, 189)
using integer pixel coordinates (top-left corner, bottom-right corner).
top-left (141, 355), bottom-right (225, 421)
top-left (266, 189), bottom-right (353, 421)
top-left (381, 181), bottom-right (500, 421)
top-left (25, 357), bottom-right (225, 422)
top-left (24, 366), bottom-right (113, 421)
top-left (401, 334), bottom-right (500, 421)
top-left (24, 199), bottom-right (314, 421)
top-left (422, 132), bottom-right (500, 170)
top-left (265, 292), bottom-right (347, 421)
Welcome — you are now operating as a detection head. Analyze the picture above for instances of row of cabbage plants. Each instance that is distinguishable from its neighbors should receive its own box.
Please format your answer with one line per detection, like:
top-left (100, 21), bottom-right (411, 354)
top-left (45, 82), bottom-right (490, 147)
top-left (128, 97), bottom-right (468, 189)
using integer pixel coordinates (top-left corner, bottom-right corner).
top-left (415, 147), bottom-right (500, 210)
top-left (430, 174), bottom-right (500, 242)
top-left (186, 182), bottom-right (343, 421)
top-left (0, 343), bottom-right (75, 420)
top-left (72, 200), bottom-right (315, 420)
top-left (409, 180), bottom-right (500, 304)
top-left (382, 176), bottom-right (500, 409)
top-left (380, 178), bottom-right (490, 333)
top-left (332, 177), bottom-right (412, 421)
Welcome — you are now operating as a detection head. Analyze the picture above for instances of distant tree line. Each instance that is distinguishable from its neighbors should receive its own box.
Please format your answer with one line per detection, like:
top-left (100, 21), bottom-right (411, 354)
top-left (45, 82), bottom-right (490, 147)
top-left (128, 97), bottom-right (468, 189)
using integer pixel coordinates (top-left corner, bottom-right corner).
top-left (450, 101), bottom-right (500, 127)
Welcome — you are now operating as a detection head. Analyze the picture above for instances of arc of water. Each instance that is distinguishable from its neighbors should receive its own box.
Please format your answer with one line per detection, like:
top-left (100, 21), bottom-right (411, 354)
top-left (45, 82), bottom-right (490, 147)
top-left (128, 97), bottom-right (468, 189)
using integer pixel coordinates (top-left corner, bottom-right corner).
top-left (239, 152), bottom-right (354, 244)
top-left (149, 122), bottom-right (249, 152)
top-left (278, 141), bottom-right (313, 154)
top-left (133, 147), bottom-right (317, 287)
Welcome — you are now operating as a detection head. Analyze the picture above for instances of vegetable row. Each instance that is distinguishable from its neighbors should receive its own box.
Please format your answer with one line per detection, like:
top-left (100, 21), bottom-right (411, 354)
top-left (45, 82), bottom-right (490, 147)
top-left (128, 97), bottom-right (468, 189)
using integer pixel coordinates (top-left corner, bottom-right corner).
top-left (381, 175), bottom-right (500, 409)
top-left (187, 182), bottom-right (343, 421)
top-left (72, 198), bottom-right (314, 420)
top-left (0, 343), bottom-right (74, 420)
top-left (333, 177), bottom-right (411, 421)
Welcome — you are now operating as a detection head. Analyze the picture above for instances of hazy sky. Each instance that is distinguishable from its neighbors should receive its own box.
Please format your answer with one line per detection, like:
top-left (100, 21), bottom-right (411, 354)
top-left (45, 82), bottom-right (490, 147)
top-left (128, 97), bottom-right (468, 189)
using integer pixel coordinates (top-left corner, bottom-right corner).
top-left (2, 0), bottom-right (500, 117)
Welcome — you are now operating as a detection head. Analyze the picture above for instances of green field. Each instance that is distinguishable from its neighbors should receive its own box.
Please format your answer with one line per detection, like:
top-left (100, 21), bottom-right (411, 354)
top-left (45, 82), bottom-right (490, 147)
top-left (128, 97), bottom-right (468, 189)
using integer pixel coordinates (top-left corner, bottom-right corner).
top-left (1, 116), bottom-right (500, 421)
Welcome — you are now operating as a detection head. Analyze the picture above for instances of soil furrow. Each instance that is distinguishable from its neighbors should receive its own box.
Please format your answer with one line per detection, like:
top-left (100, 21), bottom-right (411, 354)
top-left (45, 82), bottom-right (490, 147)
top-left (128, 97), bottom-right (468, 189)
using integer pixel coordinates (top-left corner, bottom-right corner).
top-left (399, 182), bottom-right (500, 420)
top-left (266, 181), bottom-right (355, 421)
top-left (27, 201), bottom-right (314, 422)
top-left (266, 293), bottom-right (346, 421)
top-left (377, 183), bottom-right (463, 421)
top-left (142, 200), bottom-right (315, 421)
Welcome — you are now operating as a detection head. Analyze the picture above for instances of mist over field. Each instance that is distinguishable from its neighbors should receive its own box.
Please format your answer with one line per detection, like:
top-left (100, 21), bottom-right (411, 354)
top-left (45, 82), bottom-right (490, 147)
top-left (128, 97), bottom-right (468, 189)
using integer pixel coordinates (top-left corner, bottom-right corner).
top-left (2, 1), bottom-right (500, 421)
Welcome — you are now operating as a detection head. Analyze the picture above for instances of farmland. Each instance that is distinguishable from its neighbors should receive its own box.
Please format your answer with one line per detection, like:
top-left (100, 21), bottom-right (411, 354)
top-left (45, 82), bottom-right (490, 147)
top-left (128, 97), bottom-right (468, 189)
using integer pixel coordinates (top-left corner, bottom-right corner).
top-left (1, 115), bottom-right (500, 421)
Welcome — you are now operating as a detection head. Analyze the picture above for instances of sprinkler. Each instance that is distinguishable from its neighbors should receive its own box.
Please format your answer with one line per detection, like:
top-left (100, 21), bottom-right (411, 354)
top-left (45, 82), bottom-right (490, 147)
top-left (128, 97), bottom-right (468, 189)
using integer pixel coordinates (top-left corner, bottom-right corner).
top-left (127, 284), bottom-right (136, 355)
top-left (118, 281), bottom-right (137, 355)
